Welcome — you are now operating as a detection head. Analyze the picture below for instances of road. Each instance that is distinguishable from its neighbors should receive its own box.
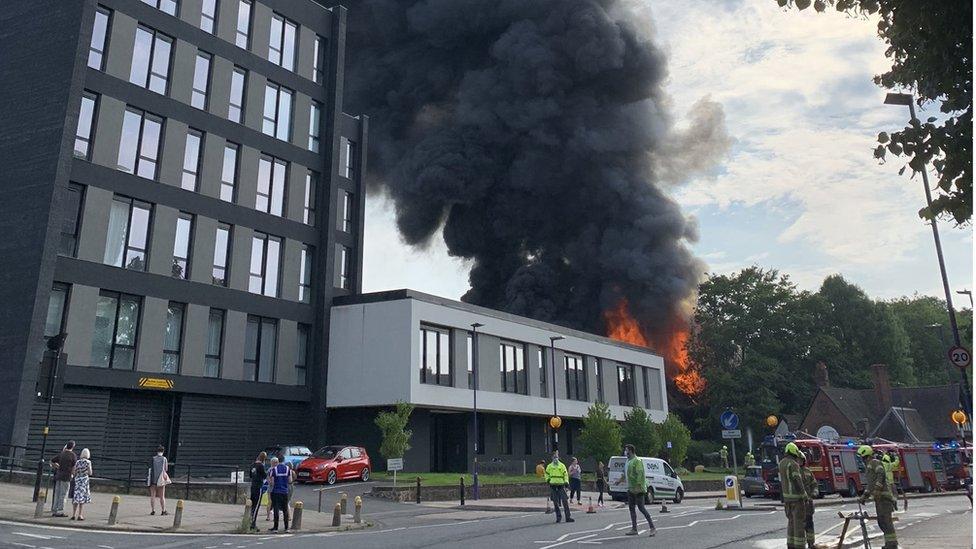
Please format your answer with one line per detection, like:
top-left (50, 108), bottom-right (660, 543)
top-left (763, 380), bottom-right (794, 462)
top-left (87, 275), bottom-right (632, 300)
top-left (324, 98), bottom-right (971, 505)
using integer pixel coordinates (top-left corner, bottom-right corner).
top-left (0, 493), bottom-right (970, 548)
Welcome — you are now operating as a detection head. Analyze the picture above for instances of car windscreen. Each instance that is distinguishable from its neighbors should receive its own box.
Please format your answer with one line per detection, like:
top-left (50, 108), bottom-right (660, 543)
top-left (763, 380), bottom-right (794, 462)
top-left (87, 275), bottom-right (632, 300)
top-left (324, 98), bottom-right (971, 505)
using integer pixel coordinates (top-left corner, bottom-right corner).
top-left (313, 446), bottom-right (344, 458)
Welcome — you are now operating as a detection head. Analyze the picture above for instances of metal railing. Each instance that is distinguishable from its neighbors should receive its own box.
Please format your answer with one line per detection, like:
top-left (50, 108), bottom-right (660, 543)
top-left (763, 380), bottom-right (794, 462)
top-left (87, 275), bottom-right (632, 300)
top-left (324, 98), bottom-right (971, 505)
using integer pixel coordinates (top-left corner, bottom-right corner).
top-left (1, 444), bottom-right (245, 503)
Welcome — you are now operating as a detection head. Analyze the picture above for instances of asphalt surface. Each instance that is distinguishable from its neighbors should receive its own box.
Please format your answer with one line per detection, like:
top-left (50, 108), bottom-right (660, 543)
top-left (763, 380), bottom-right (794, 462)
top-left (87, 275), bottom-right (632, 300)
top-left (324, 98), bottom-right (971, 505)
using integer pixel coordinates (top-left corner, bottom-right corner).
top-left (0, 493), bottom-right (970, 548)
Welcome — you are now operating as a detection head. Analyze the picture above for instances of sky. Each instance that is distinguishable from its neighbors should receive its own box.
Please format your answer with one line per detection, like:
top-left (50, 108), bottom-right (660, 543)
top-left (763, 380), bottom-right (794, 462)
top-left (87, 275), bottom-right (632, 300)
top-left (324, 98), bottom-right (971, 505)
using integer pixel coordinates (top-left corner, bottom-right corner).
top-left (361, 0), bottom-right (974, 305)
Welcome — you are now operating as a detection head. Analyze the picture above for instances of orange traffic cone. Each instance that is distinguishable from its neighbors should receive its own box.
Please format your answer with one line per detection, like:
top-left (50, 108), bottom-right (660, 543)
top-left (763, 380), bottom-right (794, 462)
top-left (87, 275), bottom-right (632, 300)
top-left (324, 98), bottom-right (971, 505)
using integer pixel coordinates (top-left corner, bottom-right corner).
top-left (586, 496), bottom-right (596, 514)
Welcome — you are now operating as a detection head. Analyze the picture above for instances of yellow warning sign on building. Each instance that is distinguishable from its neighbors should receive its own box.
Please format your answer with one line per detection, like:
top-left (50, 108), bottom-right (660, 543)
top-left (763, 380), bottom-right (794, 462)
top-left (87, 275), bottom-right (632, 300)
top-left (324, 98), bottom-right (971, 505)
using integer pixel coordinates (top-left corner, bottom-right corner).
top-left (138, 377), bottom-right (174, 390)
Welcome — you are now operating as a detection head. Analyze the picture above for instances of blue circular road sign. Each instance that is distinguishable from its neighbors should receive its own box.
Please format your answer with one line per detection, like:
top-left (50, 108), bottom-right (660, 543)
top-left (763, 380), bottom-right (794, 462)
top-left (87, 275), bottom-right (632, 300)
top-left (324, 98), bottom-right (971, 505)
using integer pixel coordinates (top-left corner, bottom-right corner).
top-left (720, 410), bottom-right (739, 430)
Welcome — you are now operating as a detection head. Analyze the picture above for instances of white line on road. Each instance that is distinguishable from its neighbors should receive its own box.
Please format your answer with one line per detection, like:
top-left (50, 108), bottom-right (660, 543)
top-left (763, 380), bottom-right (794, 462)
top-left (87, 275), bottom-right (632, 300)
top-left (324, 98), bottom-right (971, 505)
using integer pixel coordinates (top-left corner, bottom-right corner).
top-left (97, 545), bottom-right (114, 549)
top-left (13, 533), bottom-right (64, 540)
top-left (10, 543), bottom-right (35, 549)
top-left (538, 533), bottom-right (597, 549)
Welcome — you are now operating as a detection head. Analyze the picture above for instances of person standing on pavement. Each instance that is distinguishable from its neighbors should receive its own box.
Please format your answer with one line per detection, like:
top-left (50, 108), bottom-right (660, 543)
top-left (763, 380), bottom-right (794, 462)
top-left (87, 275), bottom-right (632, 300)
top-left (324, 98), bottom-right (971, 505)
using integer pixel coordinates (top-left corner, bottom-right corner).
top-left (779, 442), bottom-right (809, 549)
top-left (800, 451), bottom-right (818, 549)
top-left (249, 451), bottom-right (267, 530)
top-left (544, 451), bottom-right (574, 523)
top-left (268, 456), bottom-right (292, 532)
top-left (595, 461), bottom-right (607, 507)
top-left (744, 451), bottom-right (756, 468)
top-left (568, 457), bottom-right (583, 505)
top-left (49, 440), bottom-right (76, 517)
top-left (720, 445), bottom-right (729, 469)
top-left (615, 444), bottom-right (655, 537)
top-left (881, 452), bottom-right (900, 510)
top-left (70, 448), bottom-right (93, 521)
top-left (536, 460), bottom-right (546, 478)
top-left (858, 445), bottom-right (898, 548)
top-left (148, 446), bottom-right (170, 515)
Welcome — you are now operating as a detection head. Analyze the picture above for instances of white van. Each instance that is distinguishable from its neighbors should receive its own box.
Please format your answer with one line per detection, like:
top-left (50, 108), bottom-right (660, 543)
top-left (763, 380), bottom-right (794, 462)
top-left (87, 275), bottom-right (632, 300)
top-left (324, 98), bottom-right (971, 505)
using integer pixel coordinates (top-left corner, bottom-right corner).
top-left (607, 456), bottom-right (684, 503)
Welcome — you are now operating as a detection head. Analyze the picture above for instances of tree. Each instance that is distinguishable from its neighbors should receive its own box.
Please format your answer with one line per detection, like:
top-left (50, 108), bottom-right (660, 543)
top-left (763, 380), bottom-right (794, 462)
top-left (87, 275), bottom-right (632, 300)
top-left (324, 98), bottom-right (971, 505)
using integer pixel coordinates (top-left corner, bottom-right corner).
top-left (620, 407), bottom-right (659, 457)
top-left (777, 0), bottom-right (973, 224)
top-left (888, 295), bottom-right (974, 385)
top-left (655, 413), bottom-right (692, 468)
top-left (375, 401), bottom-right (414, 462)
top-left (577, 403), bottom-right (623, 469)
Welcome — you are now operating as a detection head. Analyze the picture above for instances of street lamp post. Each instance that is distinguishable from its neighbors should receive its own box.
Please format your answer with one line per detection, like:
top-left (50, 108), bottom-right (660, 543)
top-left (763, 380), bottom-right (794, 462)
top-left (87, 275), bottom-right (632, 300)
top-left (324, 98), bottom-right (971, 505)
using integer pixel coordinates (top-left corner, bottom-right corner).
top-left (470, 323), bottom-right (483, 500)
top-left (958, 289), bottom-right (973, 308)
top-left (33, 333), bottom-right (67, 502)
top-left (884, 92), bottom-right (972, 417)
top-left (549, 336), bottom-right (564, 451)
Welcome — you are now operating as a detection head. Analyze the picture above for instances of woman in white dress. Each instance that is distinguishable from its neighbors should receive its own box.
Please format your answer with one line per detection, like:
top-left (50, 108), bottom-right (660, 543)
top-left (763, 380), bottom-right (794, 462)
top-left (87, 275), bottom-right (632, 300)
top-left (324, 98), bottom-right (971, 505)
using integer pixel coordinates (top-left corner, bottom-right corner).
top-left (71, 448), bottom-right (93, 520)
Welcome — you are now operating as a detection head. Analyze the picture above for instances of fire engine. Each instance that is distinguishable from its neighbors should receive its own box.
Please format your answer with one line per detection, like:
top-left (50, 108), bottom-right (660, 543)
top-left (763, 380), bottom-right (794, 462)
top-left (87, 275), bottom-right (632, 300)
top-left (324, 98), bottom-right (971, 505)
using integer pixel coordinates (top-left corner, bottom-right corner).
top-left (936, 442), bottom-right (972, 491)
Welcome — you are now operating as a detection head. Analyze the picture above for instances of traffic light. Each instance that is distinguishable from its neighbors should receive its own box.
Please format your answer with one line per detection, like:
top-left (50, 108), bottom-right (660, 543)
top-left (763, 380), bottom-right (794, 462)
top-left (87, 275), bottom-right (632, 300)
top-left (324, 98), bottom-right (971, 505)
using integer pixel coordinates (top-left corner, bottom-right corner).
top-left (35, 350), bottom-right (66, 402)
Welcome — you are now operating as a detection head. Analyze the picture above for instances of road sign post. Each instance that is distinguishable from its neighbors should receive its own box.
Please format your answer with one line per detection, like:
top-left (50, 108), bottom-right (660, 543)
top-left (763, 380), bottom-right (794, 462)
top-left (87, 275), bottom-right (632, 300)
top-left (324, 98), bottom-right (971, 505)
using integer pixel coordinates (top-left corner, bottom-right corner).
top-left (948, 346), bottom-right (972, 369)
top-left (720, 411), bottom-right (741, 475)
top-left (387, 458), bottom-right (403, 488)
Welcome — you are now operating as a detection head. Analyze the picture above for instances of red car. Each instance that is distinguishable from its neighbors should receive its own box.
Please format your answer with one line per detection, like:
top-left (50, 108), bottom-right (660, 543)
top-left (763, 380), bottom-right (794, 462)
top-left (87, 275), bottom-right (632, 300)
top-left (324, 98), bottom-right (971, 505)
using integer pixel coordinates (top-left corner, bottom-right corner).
top-left (296, 445), bottom-right (371, 485)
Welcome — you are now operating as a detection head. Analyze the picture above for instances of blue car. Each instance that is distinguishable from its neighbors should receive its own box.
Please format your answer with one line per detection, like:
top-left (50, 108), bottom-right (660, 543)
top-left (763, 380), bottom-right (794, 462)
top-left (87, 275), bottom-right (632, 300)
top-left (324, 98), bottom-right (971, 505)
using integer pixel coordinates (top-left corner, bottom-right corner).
top-left (262, 445), bottom-right (312, 468)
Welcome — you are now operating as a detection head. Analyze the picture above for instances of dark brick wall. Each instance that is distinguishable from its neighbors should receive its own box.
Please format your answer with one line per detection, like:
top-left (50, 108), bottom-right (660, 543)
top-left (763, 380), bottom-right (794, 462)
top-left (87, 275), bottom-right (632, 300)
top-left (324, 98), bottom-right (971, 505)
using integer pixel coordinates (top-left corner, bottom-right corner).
top-left (799, 391), bottom-right (858, 438)
top-left (0, 0), bottom-right (92, 448)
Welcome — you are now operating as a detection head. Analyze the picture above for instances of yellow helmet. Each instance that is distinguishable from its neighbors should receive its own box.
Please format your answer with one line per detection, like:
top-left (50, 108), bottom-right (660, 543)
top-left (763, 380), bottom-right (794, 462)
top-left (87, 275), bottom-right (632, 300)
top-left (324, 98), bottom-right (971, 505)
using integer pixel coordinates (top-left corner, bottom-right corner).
top-left (784, 442), bottom-right (802, 457)
top-left (881, 453), bottom-right (892, 463)
top-left (857, 445), bottom-right (874, 458)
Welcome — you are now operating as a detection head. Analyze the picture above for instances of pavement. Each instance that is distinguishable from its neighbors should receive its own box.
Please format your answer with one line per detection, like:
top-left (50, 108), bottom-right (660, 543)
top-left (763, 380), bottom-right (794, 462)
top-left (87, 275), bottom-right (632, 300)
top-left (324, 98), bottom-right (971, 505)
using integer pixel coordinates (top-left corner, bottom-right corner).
top-left (0, 490), bottom-right (969, 548)
top-left (0, 482), bottom-right (367, 534)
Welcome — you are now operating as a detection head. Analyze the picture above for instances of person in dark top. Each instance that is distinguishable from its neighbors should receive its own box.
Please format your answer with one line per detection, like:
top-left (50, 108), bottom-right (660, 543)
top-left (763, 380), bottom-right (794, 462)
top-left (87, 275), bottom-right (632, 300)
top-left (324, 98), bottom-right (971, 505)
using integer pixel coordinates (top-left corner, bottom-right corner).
top-left (268, 456), bottom-right (292, 532)
top-left (249, 451), bottom-right (267, 530)
top-left (50, 440), bottom-right (77, 517)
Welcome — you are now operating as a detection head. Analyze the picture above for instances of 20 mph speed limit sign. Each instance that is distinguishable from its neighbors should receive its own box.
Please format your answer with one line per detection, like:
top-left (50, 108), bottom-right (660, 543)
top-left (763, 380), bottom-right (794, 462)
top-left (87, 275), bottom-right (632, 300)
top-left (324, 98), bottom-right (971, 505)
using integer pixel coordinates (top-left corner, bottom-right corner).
top-left (948, 346), bottom-right (972, 369)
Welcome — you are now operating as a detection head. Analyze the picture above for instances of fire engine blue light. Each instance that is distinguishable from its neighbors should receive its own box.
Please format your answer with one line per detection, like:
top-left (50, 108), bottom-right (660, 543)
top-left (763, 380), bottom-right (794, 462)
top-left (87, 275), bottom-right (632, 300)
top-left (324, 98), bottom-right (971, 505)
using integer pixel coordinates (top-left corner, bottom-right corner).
top-left (847, 440), bottom-right (855, 447)
top-left (933, 443), bottom-right (941, 450)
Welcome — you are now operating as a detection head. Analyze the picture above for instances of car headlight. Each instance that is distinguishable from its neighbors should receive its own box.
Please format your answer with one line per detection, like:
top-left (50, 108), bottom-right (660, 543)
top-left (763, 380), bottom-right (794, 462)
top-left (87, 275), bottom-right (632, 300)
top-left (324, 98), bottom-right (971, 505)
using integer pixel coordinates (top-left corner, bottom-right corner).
top-left (316, 463), bottom-right (328, 470)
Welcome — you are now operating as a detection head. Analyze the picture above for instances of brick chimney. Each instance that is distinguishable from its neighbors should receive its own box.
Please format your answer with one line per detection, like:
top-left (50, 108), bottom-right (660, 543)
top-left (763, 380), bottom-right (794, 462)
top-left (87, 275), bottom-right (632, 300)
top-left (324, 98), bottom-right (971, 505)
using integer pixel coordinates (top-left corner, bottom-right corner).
top-left (813, 361), bottom-right (830, 388)
top-left (870, 363), bottom-right (892, 415)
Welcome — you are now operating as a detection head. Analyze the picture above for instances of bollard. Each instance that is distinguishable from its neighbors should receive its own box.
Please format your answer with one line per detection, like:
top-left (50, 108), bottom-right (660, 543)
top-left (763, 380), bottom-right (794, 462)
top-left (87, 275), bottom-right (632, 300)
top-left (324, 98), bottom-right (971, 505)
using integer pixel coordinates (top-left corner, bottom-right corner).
top-left (354, 496), bottom-right (362, 524)
top-left (318, 489), bottom-right (323, 513)
top-left (33, 490), bottom-right (46, 518)
top-left (292, 501), bottom-right (303, 531)
top-left (172, 499), bottom-right (184, 529)
top-left (331, 502), bottom-right (341, 527)
top-left (459, 477), bottom-right (465, 506)
top-left (586, 496), bottom-right (595, 514)
top-left (240, 499), bottom-right (253, 532)
top-left (660, 500), bottom-right (670, 513)
top-left (340, 492), bottom-right (347, 515)
top-left (415, 476), bottom-right (421, 504)
top-left (108, 495), bottom-right (121, 525)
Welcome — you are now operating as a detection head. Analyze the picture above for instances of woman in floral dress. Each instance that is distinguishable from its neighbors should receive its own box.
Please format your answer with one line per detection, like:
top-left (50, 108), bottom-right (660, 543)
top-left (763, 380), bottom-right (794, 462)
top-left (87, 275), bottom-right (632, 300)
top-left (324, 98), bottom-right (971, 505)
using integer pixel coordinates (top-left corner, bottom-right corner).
top-left (71, 448), bottom-right (93, 520)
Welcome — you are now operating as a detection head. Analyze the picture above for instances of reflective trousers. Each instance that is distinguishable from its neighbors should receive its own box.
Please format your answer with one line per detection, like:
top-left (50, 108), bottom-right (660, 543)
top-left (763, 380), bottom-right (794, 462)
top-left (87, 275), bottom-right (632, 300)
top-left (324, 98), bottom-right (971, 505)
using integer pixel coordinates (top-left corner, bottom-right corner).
top-left (784, 500), bottom-right (806, 549)
top-left (804, 500), bottom-right (815, 547)
top-left (874, 498), bottom-right (898, 548)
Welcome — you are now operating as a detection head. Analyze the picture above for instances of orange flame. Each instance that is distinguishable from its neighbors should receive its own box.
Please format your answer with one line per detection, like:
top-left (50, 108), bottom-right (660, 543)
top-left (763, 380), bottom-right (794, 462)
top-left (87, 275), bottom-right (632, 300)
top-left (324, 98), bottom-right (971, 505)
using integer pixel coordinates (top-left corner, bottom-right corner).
top-left (603, 298), bottom-right (705, 397)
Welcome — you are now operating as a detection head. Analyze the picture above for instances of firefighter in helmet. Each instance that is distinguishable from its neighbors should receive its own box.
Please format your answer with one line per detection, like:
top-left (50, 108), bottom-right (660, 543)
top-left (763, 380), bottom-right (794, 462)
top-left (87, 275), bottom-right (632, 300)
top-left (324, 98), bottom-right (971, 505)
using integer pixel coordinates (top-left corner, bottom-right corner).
top-left (720, 445), bottom-right (729, 469)
top-left (881, 452), bottom-right (900, 509)
top-left (799, 450), bottom-right (818, 549)
top-left (858, 445), bottom-right (898, 548)
top-left (744, 450), bottom-right (756, 468)
top-left (779, 442), bottom-right (810, 549)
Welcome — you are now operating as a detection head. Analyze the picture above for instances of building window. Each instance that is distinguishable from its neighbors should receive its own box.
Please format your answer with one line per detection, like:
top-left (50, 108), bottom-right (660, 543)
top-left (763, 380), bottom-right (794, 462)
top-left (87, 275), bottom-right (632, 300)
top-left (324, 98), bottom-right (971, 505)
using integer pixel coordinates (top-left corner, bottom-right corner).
top-left (228, 67), bottom-right (246, 123)
top-left (617, 364), bottom-right (635, 407)
top-left (499, 341), bottom-right (526, 394)
top-left (262, 83), bottom-right (293, 141)
top-left (244, 315), bottom-right (276, 382)
top-left (161, 302), bottom-right (185, 374)
top-left (339, 137), bottom-right (356, 179)
top-left (130, 26), bottom-right (173, 95)
top-left (59, 184), bottom-right (85, 257)
top-left (564, 353), bottom-right (587, 401)
top-left (299, 245), bottom-right (312, 303)
top-left (595, 359), bottom-right (604, 403)
top-left (220, 143), bottom-right (238, 202)
top-left (141, 0), bottom-right (178, 16)
top-left (336, 245), bottom-right (351, 289)
top-left (419, 324), bottom-right (451, 386)
top-left (466, 333), bottom-right (474, 389)
top-left (308, 102), bottom-right (321, 152)
top-left (642, 367), bottom-right (652, 408)
top-left (538, 348), bottom-right (548, 398)
top-left (191, 53), bottom-right (211, 110)
top-left (303, 171), bottom-right (317, 225)
top-left (296, 323), bottom-right (310, 386)
top-left (340, 191), bottom-right (353, 232)
top-left (212, 223), bottom-right (230, 285)
top-left (74, 92), bottom-right (98, 159)
top-left (497, 418), bottom-right (512, 455)
top-left (181, 129), bottom-right (203, 191)
top-left (200, 0), bottom-right (217, 33)
top-left (118, 108), bottom-right (163, 180)
top-left (313, 35), bottom-right (326, 84)
top-left (44, 283), bottom-right (70, 339)
top-left (172, 212), bottom-right (193, 279)
top-left (88, 7), bottom-right (111, 70)
top-left (268, 13), bottom-right (297, 71)
top-left (235, 0), bottom-right (251, 49)
top-left (249, 232), bottom-right (281, 297)
top-left (104, 196), bottom-right (151, 271)
top-left (91, 291), bottom-right (140, 370)
top-left (205, 309), bottom-right (224, 377)
top-left (256, 155), bottom-right (286, 216)
top-left (523, 417), bottom-right (533, 455)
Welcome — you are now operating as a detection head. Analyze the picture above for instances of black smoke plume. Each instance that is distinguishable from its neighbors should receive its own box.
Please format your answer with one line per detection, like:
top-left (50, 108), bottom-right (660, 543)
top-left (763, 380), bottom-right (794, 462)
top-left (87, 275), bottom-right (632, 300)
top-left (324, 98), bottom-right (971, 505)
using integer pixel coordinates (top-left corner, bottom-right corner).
top-left (336, 0), bottom-right (730, 341)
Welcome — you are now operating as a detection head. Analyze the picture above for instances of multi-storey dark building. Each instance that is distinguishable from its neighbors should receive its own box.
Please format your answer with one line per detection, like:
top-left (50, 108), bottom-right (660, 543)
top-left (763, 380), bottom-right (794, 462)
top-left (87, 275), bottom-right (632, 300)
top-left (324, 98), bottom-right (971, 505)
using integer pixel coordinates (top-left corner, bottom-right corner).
top-left (0, 0), bottom-right (366, 467)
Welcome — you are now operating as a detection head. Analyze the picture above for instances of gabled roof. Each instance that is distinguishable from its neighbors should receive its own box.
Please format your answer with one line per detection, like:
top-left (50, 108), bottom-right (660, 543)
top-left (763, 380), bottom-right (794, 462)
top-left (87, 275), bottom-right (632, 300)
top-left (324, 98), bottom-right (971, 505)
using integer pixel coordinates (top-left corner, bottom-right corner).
top-left (870, 407), bottom-right (933, 443)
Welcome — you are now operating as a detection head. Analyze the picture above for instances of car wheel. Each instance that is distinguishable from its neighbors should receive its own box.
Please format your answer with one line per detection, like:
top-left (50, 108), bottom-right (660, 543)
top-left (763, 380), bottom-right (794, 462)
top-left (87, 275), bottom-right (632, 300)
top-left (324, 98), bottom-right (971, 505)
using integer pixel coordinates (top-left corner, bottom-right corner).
top-left (327, 470), bottom-right (337, 485)
top-left (646, 487), bottom-right (655, 504)
top-left (672, 488), bottom-right (683, 504)
top-left (744, 492), bottom-right (753, 498)
top-left (361, 467), bottom-right (370, 482)
top-left (847, 480), bottom-right (857, 498)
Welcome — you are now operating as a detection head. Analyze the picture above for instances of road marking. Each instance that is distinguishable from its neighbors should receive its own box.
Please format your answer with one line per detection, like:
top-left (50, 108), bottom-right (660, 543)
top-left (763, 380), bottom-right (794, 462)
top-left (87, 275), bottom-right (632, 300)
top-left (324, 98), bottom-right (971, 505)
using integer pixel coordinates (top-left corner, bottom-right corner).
top-left (97, 545), bottom-right (114, 549)
top-left (13, 533), bottom-right (63, 540)
top-left (10, 543), bottom-right (36, 549)
top-left (538, 533), bottom-right (597, 548)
